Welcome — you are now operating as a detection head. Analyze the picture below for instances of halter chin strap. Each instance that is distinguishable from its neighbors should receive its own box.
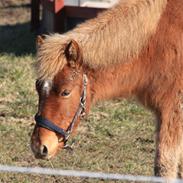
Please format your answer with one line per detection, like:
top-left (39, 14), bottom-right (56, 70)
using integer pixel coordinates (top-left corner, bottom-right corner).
top-left (35, 74), bottom-right (88, 147)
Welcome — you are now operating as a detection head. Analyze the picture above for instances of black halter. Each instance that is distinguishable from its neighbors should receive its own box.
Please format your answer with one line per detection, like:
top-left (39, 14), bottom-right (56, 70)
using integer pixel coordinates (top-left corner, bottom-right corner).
top-left (35, 74), bottom-right (88, 147)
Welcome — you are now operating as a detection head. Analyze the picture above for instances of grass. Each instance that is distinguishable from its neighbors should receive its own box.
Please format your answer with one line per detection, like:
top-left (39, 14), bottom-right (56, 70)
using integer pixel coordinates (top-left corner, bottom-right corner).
top-left (0, 1), bottom-right (156, 182)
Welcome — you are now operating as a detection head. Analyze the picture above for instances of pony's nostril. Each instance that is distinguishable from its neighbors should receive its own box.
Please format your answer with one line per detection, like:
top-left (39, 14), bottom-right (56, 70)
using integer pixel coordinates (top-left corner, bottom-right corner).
top-left (40, 145), bottom-right (48, 157)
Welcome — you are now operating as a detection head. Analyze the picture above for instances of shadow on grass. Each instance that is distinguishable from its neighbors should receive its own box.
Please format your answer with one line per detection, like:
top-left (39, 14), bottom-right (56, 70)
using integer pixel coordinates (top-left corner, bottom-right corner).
top-left (0, 21), bottom-right (36, 56)
top-left (0, 3), bottom-right (31, 9)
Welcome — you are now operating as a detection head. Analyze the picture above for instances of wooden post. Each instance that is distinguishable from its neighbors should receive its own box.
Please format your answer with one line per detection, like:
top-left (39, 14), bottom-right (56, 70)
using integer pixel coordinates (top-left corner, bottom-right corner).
top-left (40, 0), bottom-right (65, 33)
top-left (54, 0), bottom-right (66, 33)
top-left (31, 0), bottom-right (40, 31)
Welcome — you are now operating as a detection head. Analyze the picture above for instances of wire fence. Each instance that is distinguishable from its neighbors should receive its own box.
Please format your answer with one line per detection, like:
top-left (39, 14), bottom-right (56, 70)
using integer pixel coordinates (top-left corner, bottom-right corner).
top-left (0, 164), bottom-right (183, 183)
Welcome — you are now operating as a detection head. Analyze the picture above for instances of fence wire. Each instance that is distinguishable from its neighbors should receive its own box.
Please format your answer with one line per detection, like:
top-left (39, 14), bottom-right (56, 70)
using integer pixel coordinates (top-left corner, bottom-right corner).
top-left (0, 164), bottom-right (183, 183)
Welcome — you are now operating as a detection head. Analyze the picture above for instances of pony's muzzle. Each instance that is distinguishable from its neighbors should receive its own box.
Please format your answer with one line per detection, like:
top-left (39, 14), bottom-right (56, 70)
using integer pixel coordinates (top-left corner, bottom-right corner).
top-left (31, 126), bottom-right (60, 159)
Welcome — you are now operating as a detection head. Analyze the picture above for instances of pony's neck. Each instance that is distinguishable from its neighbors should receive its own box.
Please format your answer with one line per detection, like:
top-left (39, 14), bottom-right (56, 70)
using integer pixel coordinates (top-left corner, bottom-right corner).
top-left (85, 59), bottom-right (144, 104)
top-left (67, 0), bottom-right (167, 68)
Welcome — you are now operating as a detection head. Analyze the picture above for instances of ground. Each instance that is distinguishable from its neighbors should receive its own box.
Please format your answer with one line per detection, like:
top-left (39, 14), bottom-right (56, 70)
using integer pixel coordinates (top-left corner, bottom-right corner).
top-left (0, 1), bottom-right (155, 182)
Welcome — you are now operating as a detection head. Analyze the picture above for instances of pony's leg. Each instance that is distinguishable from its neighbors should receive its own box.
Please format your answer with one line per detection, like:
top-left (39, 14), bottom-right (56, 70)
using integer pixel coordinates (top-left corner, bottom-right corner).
top-left (176, 93), bottom-right (183, 178)
top-left (154, 112), bottom-right (183, 178)
top-left (178, 152), bottom-right (183, 178)
top-left (177, 126), bottom-right (183, 178)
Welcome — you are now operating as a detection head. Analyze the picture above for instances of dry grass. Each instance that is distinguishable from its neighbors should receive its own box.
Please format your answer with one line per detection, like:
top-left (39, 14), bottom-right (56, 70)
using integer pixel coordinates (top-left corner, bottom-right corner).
top-left (0, 1), bottom-right (156, 182)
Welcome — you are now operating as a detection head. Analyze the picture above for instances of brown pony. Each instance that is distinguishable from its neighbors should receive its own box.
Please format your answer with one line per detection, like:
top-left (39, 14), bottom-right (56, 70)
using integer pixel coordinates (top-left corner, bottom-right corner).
top-left (31, 0), bottom-right (183, 179)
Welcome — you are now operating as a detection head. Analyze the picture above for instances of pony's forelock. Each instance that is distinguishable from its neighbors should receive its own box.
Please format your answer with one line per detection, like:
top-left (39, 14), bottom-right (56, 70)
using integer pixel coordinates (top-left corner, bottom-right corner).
top-left (35, 35), bottom-right (70, 81)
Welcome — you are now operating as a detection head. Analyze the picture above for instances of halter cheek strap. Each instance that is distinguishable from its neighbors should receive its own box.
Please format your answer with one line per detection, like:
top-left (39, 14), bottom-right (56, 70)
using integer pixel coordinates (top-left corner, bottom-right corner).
top-left (34, 74), bottom-right (88, 146)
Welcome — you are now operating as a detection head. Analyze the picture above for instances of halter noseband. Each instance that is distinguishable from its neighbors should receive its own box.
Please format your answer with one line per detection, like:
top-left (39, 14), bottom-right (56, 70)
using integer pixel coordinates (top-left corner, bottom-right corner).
top-left (35, 74), bottom-right (88, 147)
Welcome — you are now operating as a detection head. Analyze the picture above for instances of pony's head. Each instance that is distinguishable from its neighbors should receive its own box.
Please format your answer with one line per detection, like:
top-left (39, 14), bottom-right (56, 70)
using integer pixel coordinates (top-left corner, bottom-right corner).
top-left (31, 36), bottom-right (90, 159)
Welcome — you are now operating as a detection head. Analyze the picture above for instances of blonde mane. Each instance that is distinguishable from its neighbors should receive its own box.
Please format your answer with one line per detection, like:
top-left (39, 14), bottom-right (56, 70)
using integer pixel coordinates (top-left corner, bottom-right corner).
top-left (36, 0), bottom-right (167, 80)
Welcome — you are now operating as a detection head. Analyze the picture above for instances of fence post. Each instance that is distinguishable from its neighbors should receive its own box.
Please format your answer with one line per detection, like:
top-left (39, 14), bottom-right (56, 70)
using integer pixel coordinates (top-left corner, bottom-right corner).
top-left (31, 0), bottom-right (40, 32)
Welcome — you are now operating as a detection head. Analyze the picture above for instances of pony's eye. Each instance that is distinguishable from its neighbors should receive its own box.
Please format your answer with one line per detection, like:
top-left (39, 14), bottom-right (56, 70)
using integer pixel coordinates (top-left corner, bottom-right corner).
top-left (61, 90), bottom-right (71, 97)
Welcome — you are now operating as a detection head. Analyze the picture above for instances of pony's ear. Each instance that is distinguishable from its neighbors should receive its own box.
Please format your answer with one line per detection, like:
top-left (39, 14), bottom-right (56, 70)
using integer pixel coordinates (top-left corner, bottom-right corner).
top-left (36, 35), bottom-right (45, 47)
top-left (65, 39), bottom-right (82, 67)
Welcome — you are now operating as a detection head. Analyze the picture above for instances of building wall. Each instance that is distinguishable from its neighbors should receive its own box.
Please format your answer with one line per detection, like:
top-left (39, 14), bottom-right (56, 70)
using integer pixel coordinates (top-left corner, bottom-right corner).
top-left (64, 0), bottom-right (118, 6)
